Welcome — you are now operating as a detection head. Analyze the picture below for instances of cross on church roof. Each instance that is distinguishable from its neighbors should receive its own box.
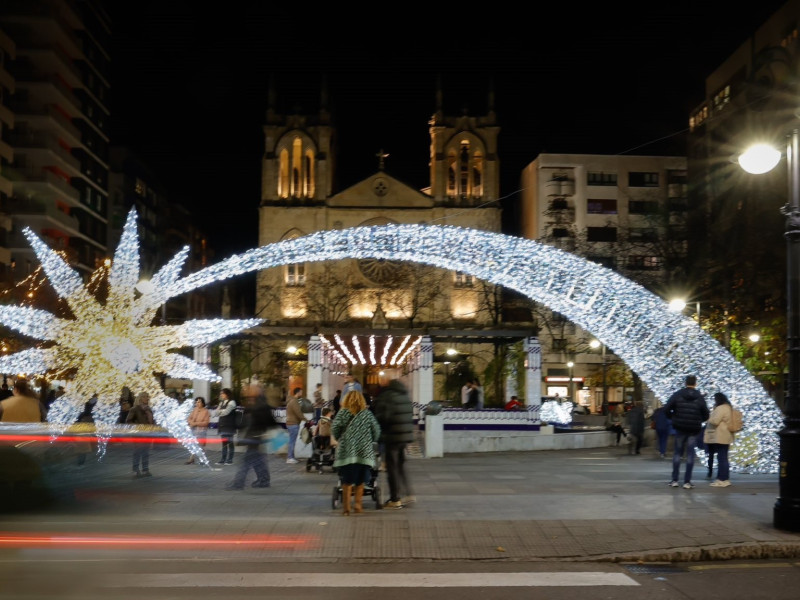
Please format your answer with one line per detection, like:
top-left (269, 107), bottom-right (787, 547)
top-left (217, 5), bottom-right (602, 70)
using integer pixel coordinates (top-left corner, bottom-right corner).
top-left (376, 149), bottom-right (389, 170)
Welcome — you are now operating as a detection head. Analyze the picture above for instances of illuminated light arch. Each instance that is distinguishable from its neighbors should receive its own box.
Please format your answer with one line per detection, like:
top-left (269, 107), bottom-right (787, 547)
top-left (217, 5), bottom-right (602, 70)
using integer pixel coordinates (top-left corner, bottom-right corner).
top-left (172, 224), bottom-right (782, 473)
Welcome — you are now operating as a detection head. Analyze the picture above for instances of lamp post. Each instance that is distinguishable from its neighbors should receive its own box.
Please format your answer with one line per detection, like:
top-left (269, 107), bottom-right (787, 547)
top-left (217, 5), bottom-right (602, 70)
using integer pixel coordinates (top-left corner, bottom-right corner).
top-left (740, 129), bottom-right (800, 531)
top-left (567, 360), bottom-right (575, 403)
top-left (668, 298), bottom-right (701, 324)
top-left (590, 339), bottom-right (608, 415)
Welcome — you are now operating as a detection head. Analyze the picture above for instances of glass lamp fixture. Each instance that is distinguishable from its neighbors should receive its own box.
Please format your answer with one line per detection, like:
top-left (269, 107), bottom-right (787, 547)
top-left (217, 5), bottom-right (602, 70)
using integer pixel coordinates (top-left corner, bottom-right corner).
top-left (739, 143), bottom-right (782, 175)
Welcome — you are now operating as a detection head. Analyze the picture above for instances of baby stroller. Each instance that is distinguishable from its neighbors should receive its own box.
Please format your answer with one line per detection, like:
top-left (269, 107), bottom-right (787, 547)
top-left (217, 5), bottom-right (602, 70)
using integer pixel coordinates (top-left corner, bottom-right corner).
top-left (306, 431), bottom-right (336, 473)
top-left (331, 443), bottom-right (382, 510)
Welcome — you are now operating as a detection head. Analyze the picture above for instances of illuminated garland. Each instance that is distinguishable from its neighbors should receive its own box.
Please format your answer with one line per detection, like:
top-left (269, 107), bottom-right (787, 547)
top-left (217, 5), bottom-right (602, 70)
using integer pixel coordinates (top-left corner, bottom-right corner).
top-left (166, 224), bottom-right (783, 474)
top-left (0, 209), bottom-right (262, 465)
top-left (0, 217), bottom-right (783, 473)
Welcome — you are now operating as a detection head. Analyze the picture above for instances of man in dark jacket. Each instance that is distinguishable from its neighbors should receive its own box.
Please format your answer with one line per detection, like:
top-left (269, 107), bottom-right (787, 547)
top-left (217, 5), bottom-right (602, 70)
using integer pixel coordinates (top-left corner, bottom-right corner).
top-left (373, 379), bottom-right (415, 509)
top-left (226, 384), bottom-right (277, 490)
top-left (664, 375), bottom-right (709, 489)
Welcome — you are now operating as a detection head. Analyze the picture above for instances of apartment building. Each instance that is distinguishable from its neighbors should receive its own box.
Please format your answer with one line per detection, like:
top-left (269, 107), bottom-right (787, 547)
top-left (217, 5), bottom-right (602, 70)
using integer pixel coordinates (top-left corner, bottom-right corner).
top-left (0, 0), bottom-right (110, 283)
top-left (520, 153), bottom-right (688, 412)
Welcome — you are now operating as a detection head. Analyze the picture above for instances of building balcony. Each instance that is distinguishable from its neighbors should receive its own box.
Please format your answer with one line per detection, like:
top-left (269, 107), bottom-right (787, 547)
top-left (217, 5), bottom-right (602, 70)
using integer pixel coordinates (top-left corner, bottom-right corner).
top-left (7, 102), bottom-right (81, 142)
top-left (5, 167), bottom-right (81, 203)
top-left (6, 197), bottom-right (80, 232)
top-left (545, 179), bottom-right (575, 197)
top-left (7, 131), bottom-right (80, 172)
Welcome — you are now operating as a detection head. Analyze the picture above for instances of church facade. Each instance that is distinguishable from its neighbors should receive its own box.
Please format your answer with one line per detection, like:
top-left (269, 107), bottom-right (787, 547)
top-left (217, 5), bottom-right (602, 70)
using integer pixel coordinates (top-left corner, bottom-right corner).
top-left (253, 82), bottom-right (532, 404)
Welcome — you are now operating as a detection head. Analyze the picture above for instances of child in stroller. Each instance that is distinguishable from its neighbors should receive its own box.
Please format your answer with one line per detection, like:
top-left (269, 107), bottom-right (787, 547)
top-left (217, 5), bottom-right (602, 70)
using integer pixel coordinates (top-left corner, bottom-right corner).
top-left (306, 407), bottom-right (336, 473)
top-left (332, 442), bottom-right (382, 510)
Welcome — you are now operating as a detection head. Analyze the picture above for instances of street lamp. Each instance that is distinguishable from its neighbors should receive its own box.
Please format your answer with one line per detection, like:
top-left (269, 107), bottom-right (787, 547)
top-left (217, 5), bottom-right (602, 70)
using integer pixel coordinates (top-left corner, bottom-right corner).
top-left (567, 361), bottom-right (575, 403)
top-left (668, 297), bottom-right (701, 323)
top-left (589, 339), bottom-right (608, 415)
top-left (740, 130), bottom-right (800, 531)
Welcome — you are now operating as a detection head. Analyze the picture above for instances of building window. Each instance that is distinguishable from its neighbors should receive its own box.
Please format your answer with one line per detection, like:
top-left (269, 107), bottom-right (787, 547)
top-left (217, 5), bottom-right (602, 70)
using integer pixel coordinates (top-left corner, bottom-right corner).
top-left (586, 227), bottom-right (617, 242)
top-left (134, 178), bottom-right (146, 196)
top-left (551, 338), bottom-right (568, 351)
top-left (627, 255), bottom-right (662, 270)
top-left (587, 172), bottom-right (617, 186)
top-left (286, 263), bottom-right (306, 286)
top-left (629, 227), bottom-right (658, 242)
top-left (278, 149), bottom-right (290, 198)
top-left (587, 198), bottom-right (617, 214)
top-left (454, 271), bottom-right (474, 287)
top-left (629, 200), bottom-right (659, 215)
top-left (551, 228), bottom-right (570, 238)
top-left (550, 198), bottom-right (568, 210)
top-left (628, 172), bottom-right (659, 187)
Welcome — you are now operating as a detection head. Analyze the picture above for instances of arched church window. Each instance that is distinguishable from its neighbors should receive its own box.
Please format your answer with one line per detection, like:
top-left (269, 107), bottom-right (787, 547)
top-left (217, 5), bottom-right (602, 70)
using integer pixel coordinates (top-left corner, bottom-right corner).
top-left (472, 151), bottom-right (484, 198)
top-left (447, 158), bottom-right (457, 197)
top-left (279, 149), bottom-right (290, 198)
top-left (291, 138), bottom-right (303, 197)
top-left (304, 150), bottom-right (315, 198)
top-left (459, 143), bottom-right (470, 197)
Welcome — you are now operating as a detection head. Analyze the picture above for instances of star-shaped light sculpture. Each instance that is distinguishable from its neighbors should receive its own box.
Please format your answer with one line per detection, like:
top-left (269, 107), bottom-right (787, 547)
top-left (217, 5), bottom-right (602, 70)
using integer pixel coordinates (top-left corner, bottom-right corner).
top-left (0, 208), bottom-right (262, 465)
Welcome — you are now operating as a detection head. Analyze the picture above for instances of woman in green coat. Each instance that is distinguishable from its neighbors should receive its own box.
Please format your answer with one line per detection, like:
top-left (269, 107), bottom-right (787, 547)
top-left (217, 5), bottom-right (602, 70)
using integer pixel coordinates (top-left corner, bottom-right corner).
top-left (332, 390), bottom-right (381, 515)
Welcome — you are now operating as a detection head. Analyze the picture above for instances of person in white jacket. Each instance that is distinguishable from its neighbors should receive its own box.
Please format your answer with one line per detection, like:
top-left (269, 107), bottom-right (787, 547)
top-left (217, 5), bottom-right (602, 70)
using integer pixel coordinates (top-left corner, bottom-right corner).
top-left (703, 392), bottom-right (735, 488)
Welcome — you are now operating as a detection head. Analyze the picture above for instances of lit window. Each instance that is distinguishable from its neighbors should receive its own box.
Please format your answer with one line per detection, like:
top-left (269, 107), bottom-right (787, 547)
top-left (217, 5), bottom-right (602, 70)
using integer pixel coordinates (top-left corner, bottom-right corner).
top-left (454, 271), bottom-right (474, 287)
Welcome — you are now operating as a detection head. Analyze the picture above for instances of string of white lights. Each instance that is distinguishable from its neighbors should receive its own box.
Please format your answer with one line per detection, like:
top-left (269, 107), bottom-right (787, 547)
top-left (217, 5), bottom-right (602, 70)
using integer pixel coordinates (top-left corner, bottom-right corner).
top-left (0, 214), bottom-right (783, 473)
top-left (369, 335), bottom-right (376, 365)
top-left (164, 224), bottom-right (781, 473)
top-left (0, 208), bottom-right (261, 466)
top-left (352, 335), bottom-right (367, 365)
top-left (380, 335), bottom-right (393, 365)
top-left (333, 334), bottom-right (358, 364)
top-left (390, 336), bottom-right (412, 365)
top-left (397, 336), bottom-right (423, 366)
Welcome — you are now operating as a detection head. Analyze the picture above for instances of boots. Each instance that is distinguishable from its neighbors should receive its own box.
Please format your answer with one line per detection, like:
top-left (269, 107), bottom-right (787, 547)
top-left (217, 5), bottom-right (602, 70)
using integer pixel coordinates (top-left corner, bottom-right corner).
top-left (341, 484), bottom-right (352, 516)
top-left (353, 484), bottom-right (365, 514)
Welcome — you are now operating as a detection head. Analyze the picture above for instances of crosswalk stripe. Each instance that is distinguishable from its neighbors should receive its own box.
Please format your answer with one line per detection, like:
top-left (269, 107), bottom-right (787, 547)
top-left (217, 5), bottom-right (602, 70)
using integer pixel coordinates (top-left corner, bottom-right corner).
top-left (104, 572), bottom-right (639, 588)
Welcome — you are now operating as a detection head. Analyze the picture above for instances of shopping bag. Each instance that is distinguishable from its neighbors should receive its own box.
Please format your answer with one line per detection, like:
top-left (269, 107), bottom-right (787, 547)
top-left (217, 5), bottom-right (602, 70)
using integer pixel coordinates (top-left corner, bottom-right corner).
top-left (260, 427), bottom-right (288, 453)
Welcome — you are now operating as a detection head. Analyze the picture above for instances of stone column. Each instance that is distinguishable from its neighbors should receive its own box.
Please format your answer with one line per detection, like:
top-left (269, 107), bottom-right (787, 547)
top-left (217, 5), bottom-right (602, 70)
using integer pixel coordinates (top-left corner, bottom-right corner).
top-left (307, 334), bottom-right (323, 395)
top-left (524, 336), bottom-right (542, 419)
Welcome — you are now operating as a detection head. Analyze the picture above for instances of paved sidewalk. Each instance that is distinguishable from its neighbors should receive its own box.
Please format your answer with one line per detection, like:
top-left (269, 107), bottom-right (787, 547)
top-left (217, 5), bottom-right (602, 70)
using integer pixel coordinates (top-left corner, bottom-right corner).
top-left (2, 439), bottom-right (800, 563)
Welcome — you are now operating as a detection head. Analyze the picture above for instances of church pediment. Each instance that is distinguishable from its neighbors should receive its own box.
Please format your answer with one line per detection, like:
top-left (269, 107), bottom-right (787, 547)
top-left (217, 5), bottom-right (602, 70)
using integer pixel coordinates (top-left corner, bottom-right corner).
top-left (328, 173), bottom-right (433, 208)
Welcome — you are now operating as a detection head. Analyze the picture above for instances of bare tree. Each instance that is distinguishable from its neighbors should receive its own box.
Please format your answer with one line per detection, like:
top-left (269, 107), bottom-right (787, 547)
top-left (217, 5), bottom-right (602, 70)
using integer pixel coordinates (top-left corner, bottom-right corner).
top-left (300, 263), bottom-right (363, 328)
top-left (382, 264), bottom-right (447, 328)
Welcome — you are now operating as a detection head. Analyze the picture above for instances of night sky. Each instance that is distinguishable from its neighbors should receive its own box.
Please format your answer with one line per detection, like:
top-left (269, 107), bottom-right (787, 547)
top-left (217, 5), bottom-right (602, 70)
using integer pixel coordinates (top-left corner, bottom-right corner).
top-left (107, 2), bottom-right (790, 261)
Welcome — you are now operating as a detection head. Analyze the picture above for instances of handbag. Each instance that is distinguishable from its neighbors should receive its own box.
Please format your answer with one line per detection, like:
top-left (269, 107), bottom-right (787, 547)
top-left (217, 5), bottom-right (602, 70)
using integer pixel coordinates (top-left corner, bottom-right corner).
top-left (260, 427), bottom-right (288, 453)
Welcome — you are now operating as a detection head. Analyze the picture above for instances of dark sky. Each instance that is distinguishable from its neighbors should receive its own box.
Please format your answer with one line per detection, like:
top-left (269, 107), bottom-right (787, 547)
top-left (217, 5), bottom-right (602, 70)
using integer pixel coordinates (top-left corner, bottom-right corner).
top-left (107, 2), bottom-right (790, 261)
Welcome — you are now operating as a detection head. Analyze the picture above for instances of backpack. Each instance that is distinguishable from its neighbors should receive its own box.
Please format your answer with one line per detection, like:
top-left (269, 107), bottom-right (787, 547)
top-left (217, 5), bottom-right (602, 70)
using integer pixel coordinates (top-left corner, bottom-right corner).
top-left (728, 406), bottom-right (744, 433)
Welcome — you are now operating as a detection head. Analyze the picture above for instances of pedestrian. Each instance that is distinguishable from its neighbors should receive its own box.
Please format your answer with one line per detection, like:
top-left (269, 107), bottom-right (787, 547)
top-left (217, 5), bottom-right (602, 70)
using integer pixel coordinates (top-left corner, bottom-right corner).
top-left (464, 380), bottom-right (480, 409)
top-left (216, 388), bottom-right (237, 466)
top-left (285, 387), bottom-right (308, 464)
top-left (312, 383), bottom-right (325, 421)
top-left (605, 404), bottom-right (626, 445)
top-left (126, 391), bottom-right (154, 478)
top-left (665, 375), bottom-right (710, 489)
top-left (651, 403), bottom-right (674, 458)
top-left (0, 378), bottom-right (46, 422)
top-left (704, 392), bottom-right (735, 488)
top-left (342, 371), bottom-right (363, 396)
top-left (226, 384), bottom-right (277, 490)
top-left (473, 377), bottom-right (485, 409)
top-left (185, 397), bottom-right (210, 464)
top-left (625, 400), bottom-right (645, 455)
top-left (504, 395), bottom-right (523, 411)
top-left (332, 390), bottom-right (381, 516)
top-left (332, 389), bottom-right (342, 415)
top-left (373, 379), bottom-right (415, 509)
top-left (461, 381), bottom-right (471, 407)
